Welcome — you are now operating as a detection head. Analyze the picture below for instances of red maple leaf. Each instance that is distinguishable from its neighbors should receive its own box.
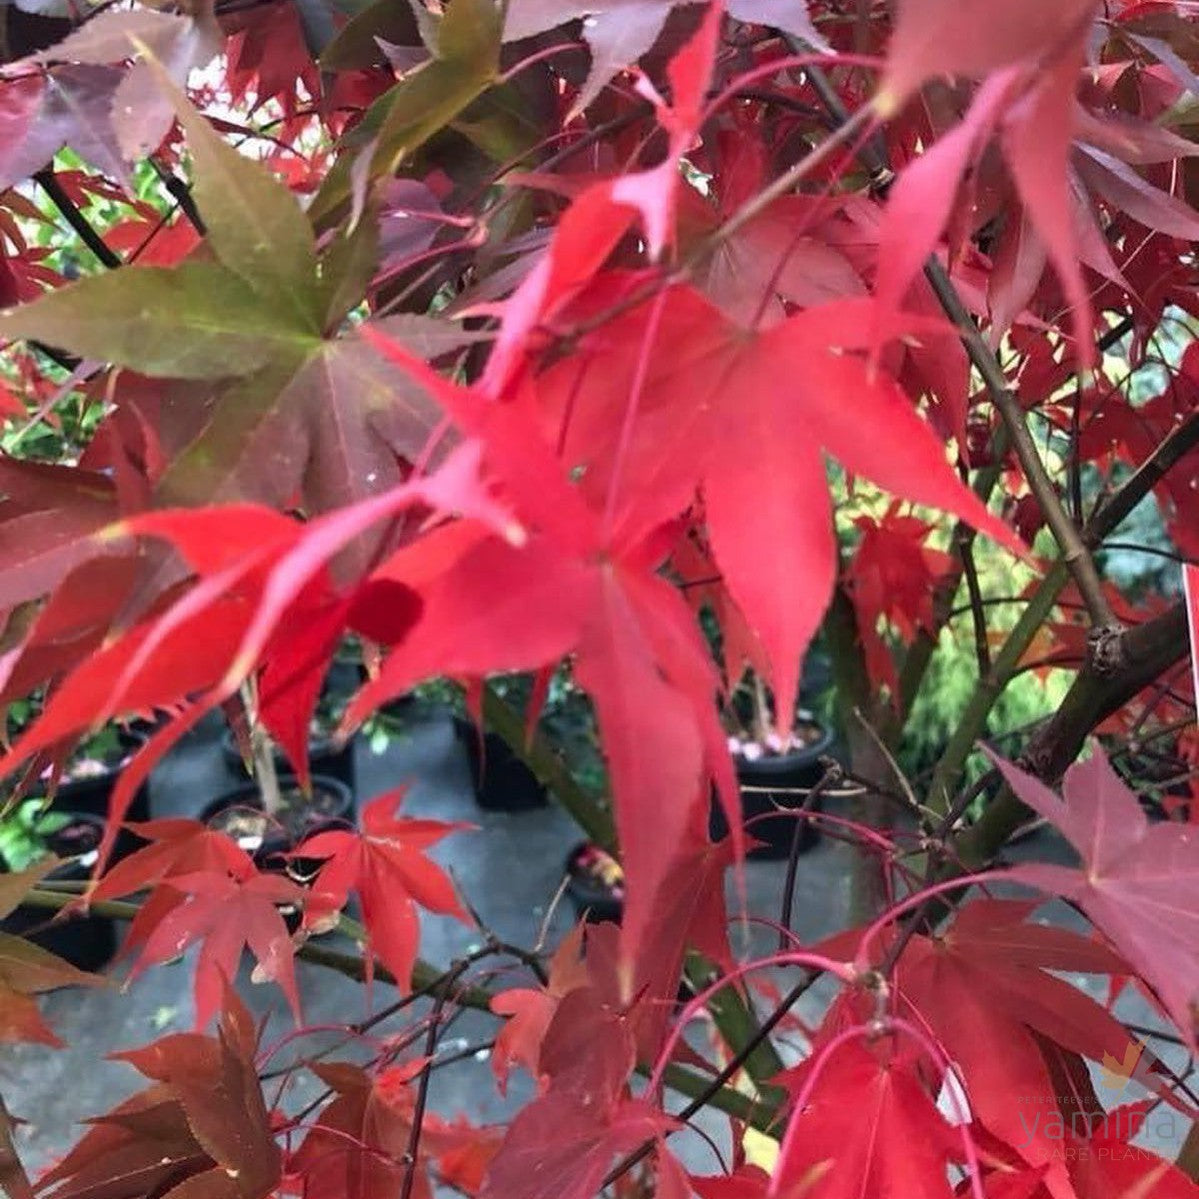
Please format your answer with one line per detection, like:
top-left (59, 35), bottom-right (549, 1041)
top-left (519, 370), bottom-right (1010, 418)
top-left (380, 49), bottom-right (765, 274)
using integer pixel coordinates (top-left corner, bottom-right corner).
top-left (537, 285), bottom-right (1023, 736)
top-left (991, 745), bottom-right (1199, 1049)
top-left (344, 338), bottom-right (743, 999)
top-left (480, 1094), bottom-right (673, 1199)
top-left (771, 1037), bottom-right (962, 1199)
top-left (490, 924), bottom-right (589, 1093)
top-left (845, 505), bottom-right (956, 695)
top-left (895, 903), bottom-right (1143, 1197)
top-left (288, 1059), bottom-right (487, 1199)
top-left (221, 0), bottom-right (318, 125)
top-left (816, 897), bottom-right (1153, 1197)
top-left (288, 1060), bottom-right (425, 1199)
top-left (848, 507), bottom-right (956, 642)
top-left (432, 1119), bottom-right (505, 1198)
top-left (125, 865), bottom-right (304, 1028)
top-left (92, 818), bottom-right (256, 901)
top-left (41, 986), bottom-right (280, 1199)
top-left (299, 788), bottom-right (470, 989)
top-left (875, 1), bottom-right (1134, 380)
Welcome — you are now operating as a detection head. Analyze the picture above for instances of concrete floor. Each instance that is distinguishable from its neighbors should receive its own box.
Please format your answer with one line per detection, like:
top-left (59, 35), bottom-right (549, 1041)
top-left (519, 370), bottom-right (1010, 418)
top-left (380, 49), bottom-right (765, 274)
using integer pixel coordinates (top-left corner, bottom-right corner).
top-left (5, 710), bottom-right (859, 1177)
top-left (3, 710), bottom-right (1185, 1181)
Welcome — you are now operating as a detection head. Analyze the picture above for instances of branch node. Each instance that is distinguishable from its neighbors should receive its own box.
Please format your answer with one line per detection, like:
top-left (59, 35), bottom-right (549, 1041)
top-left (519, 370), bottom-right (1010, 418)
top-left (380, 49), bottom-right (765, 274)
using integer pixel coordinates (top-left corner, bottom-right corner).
top-left (1087, 623), bottom-right (1128, 678)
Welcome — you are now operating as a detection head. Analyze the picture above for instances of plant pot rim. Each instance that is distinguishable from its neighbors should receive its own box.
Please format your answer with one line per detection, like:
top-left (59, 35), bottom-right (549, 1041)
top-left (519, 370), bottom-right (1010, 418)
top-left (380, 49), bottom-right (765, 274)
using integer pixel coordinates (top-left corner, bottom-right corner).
top-left (733, 721), bottom-right (835, 776)
top-left (206, 772), bottom-right (353, 800)
top-left (53, 727), bottom-right (147, 790)
top-left (200, 773), bottom-right (354, 855)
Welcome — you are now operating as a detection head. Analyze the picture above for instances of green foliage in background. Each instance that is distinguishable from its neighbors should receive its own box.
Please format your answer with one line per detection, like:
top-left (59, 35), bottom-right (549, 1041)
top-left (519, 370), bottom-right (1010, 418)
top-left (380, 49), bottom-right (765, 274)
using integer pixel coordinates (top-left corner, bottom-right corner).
top-left (0, 798), bottom-right (68, 872)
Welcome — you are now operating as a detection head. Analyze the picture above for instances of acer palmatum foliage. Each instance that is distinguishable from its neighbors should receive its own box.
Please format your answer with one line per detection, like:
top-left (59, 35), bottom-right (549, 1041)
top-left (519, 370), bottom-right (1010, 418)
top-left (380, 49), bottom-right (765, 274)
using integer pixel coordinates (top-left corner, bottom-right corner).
top-left (0, 1), bottom-right (1197, 1196)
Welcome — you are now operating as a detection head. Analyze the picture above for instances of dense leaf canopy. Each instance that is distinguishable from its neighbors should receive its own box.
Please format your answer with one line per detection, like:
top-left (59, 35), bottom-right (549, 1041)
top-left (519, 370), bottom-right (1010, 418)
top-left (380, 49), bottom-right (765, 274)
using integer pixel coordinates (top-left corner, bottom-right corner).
top-left (0, 2), bottom-right (1197, 1197)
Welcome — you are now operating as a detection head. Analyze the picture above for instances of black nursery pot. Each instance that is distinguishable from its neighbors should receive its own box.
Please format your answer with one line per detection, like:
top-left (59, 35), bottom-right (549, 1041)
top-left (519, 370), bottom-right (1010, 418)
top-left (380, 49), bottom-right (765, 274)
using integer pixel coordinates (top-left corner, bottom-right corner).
top-left (53, 728), bottom-right (151, 827)
top-left (220, 728), bottom-right (357, 796)
top-left (454, 719), bottom-right (548, 812)
top-left (196, 772), bottom-right (352, 887)
top-left (564, 842), bottom-right (624, 925)
top-left (200, 774), bottom-right (355, 870)
top-left (1, 813), bottom-right (118, 973)
top-left (200, 776), bottom-right (353, 934)
top-left (711, 723), bottom-right (836, 859)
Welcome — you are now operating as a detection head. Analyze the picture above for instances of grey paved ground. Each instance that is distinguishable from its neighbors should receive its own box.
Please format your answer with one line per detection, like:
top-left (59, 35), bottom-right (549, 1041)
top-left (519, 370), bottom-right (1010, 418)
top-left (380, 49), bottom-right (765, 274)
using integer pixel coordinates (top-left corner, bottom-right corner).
top-left (3, 711), bottom-right (1184, 1180)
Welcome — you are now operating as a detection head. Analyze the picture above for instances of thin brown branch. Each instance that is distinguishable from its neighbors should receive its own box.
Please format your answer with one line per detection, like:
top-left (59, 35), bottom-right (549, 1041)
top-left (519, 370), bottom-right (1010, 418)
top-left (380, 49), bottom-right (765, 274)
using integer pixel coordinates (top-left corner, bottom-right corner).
top-left (601, 973), bottom-right (821, 1189)
top-left (400, 964), bottom-right (463, 1199)
top-left (956, 522), bottom-right (991, 676)
top-left (149, 157), bottom-right (207, 237)
top-left (793, 55), bottom-right (1118, 635)
top-left (779, 761), bottom-right (842, 950)
top-left (1103, 542), bottom-right (1199, 567)
top-left (1087, 413), bottom-right (1199, 544)
top-left (921, 257), bottom-right (1118, 633)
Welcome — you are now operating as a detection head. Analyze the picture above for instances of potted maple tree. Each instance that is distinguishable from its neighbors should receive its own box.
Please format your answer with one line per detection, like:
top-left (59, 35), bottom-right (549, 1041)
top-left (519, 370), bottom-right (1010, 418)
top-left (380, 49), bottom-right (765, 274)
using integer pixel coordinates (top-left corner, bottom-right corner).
top-left (458, 675), bottom-right (582, 812)
top-left (712, 672), bottom-right (834, 857)
top-left (460, 722), bottom-right (548, 810)
top-left (202, 684), bottom-right (354, 871)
